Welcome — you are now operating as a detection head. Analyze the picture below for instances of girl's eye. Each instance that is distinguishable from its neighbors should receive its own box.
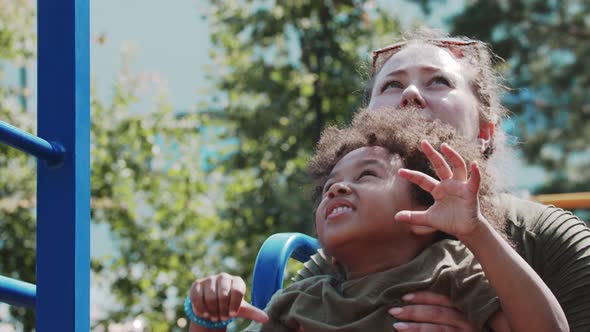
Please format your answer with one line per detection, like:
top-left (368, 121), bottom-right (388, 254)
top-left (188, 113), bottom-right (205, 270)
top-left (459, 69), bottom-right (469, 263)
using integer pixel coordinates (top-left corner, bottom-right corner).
top-left (380, 80), bottom-right (404, 93)
top-left (359, 170), bottom-right (378, 179)
top-left (430, 75), bottom-right (451, 87)
top-left (323, 182), bottom-right (333, 194)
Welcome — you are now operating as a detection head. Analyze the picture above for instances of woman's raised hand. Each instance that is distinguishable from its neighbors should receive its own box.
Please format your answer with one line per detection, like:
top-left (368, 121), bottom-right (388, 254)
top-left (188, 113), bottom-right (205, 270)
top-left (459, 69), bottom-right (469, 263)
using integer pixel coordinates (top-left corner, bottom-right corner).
top-left (189, 273), bottom-right (269, 324)
top-left (395, 140), bottom-right (485, 239)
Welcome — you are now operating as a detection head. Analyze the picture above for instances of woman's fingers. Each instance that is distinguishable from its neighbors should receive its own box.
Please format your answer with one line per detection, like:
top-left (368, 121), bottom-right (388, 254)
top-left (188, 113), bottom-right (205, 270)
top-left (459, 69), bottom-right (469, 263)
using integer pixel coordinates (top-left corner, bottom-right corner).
top-left (392, 321), bottom-right (460, 332)
top-left (388, 291), bottom-right (478, 332)
top-left (402, 291), bottom-right (454, 306)
top-left (398, 168), bottom-right (438, 193)
top-left (390, 305), bottom-right (473, 331)
top-left (421, 140), bottom-right (452, 180)
top-left (440, 143), bottom-right (467, 180)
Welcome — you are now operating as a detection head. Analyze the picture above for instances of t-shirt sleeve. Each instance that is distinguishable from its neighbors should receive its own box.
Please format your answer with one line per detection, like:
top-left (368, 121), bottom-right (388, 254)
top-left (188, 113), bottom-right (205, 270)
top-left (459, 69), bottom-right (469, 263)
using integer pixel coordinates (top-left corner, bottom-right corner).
top-left (508, 200), bottom-right (590, 331)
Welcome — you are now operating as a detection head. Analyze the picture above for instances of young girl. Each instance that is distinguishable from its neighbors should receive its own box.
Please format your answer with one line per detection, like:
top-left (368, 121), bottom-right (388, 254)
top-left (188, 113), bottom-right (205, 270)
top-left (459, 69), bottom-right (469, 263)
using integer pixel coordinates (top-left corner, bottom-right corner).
top-left (186, 108), bottom-right (568, 331)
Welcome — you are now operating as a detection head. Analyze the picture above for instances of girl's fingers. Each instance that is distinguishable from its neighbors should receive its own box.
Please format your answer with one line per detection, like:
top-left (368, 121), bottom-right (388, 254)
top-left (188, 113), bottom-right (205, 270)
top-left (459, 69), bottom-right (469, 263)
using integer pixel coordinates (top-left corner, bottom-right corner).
top-left (440, 143), bottom-right (467, 180)
top-left (421, 140), bottom-right (452, 180)
top-left (237, 300), bottom-right (269, 323)
top-left (228, 276), bottom-right (246, 317)
top-left (216, 274), bottom-right (232, 320)
top-left (203, 278), bottom-right (220, 320)
top-left (190, 282), bottom-right (209, 318)
top-left (399, 168), bottom-right (438, 193)
top-left (467, 162), bottom-right (481, 195)
top-left (395, 210), bottom-right (431, 227)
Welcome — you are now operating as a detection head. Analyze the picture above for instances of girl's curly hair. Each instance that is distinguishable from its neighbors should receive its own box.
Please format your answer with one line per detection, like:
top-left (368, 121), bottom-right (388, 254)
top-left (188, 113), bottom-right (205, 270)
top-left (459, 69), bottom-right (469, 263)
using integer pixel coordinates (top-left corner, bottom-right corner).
top-left (308, 106), bottom-right (507, 240)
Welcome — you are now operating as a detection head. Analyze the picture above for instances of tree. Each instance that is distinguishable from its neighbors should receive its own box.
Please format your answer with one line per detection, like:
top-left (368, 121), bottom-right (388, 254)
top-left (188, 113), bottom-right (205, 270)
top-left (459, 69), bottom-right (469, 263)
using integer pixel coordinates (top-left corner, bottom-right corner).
top-left (412, 0), bottom-right (590, 212)
top-left (88, 49), bottom-right (225, 330)
top-left (204, 1), bottom-right (402, 290)
top-left (0, 0), bottom-right (38, 330)
top-left (1, 6), bottom-right (219, 331)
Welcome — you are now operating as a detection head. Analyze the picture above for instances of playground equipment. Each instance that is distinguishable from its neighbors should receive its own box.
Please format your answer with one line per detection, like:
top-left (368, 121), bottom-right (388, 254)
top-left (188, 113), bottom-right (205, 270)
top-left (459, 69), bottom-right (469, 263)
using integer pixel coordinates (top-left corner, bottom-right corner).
top-left (0, 0), bottom-right (90, 331)
top-left (1, 0), bottom-right (588, 330)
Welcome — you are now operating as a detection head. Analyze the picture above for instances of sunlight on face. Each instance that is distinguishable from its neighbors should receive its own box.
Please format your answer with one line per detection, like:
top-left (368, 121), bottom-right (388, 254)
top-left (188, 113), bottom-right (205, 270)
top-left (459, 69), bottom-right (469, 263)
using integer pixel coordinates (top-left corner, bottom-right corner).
top-left (368, 43), bottom-right (481, 139)
top-left (314, 146), bottom-right (414, 252)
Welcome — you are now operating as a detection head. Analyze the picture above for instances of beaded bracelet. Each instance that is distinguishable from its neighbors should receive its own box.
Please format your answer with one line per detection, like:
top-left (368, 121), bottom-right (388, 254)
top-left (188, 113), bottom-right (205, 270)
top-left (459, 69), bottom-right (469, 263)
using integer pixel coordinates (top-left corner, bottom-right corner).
top-left (184, 296), bottom-right (234, 329)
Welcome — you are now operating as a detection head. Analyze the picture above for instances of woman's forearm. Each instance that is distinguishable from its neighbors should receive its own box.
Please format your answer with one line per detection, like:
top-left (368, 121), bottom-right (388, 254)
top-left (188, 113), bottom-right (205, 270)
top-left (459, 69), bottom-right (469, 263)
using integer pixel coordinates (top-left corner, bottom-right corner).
top-left (461, 220), bottom-right (569, 332)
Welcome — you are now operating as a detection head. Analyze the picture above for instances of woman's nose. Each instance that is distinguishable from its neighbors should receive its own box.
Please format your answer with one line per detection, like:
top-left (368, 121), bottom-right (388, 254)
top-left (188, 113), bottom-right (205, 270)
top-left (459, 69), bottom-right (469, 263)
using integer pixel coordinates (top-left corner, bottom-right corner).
top-left (399, 85), bottom-right (426, 108)
top-left (327, 182), bottom-right (352, 198)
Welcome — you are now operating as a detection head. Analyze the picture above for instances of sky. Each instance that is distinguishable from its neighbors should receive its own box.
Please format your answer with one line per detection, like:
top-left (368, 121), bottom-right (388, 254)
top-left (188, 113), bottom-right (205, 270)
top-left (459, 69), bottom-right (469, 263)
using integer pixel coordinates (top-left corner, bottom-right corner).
top-left (1, 0), bottom-right (547, 329)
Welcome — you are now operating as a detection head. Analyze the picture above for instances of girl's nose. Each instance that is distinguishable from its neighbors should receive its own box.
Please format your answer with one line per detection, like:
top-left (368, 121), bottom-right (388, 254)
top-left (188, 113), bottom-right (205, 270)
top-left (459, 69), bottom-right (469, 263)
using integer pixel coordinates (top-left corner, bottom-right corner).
top-left (399, 85), bottom-right (426, 108)
top-left (327, 182), bottom-right (352, 198)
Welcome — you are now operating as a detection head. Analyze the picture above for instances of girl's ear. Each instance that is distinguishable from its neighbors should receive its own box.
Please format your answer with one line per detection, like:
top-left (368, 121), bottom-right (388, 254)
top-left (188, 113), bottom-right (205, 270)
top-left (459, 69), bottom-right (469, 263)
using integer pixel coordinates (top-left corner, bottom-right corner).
top-left (478, 121), bottom-right (495, 153)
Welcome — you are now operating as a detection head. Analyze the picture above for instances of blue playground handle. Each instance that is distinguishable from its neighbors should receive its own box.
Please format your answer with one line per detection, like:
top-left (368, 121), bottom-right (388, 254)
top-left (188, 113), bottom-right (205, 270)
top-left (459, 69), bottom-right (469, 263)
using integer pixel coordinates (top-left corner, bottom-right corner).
top-left (0, 276), bottom-right (36, 308)
top-left (251, 233), bottom-right (321, 309)
top-left (0, 120), bottom-right (65, 167)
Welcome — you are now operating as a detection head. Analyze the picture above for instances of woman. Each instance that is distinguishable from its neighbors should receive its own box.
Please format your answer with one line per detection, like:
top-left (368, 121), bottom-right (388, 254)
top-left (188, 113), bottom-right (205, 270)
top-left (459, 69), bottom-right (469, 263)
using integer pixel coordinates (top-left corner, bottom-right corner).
top-left (295, 30), bottom-right (590, 331)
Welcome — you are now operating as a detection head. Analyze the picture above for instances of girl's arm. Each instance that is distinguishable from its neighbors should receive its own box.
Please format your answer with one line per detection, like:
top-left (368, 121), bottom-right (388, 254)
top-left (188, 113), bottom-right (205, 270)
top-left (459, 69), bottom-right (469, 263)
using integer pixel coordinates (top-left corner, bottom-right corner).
top-left (396, 141), bottom-right (568, 332)
top-left (461, 217), bottom-right (568, 332)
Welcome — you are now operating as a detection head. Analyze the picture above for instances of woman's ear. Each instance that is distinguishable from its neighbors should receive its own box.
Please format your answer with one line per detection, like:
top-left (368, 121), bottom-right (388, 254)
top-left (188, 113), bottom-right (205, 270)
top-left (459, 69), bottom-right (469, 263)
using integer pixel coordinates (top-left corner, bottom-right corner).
top-left (478, 121), bottom-right (495, 153)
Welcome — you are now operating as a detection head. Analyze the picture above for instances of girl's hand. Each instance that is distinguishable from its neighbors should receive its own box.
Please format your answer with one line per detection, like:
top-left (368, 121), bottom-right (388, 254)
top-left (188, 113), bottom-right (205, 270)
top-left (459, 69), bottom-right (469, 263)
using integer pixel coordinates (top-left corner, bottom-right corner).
top-left (189, 273), bottom-right (269, 324)
top-left (395, 140), bottom-right (485, 239)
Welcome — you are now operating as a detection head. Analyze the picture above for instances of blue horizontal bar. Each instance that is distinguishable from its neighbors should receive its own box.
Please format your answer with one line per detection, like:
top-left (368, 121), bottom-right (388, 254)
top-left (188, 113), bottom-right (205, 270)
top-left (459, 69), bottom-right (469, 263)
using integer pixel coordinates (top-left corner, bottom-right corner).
top-left (0, 275), bottom-right (36, 308)
top-left (0, 120), bottom-right (64, 166)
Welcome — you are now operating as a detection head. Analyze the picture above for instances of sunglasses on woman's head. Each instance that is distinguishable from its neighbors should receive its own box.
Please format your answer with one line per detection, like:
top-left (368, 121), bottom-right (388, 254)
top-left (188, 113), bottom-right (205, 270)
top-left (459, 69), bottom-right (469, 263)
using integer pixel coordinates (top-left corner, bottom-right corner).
top-left (371, 37), bottom-right (483, 75)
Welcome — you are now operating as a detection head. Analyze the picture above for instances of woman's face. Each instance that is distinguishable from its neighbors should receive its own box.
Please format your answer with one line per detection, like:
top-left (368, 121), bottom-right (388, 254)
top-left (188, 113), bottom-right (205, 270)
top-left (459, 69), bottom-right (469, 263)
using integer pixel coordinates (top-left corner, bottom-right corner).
top-left (368, 43), bottom-right (481, 139)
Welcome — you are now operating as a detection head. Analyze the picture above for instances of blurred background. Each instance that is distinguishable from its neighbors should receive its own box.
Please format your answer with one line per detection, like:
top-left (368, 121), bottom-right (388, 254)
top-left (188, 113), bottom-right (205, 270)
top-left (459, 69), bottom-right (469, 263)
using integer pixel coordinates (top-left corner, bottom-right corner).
top-left (0, 0), bottom-right (588, 331)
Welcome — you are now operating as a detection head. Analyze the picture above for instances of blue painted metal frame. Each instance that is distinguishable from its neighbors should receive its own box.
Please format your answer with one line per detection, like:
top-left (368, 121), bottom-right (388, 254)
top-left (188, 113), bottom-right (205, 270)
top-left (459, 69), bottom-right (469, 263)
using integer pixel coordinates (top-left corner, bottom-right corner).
top-left (0, 0), bottom-right (90, 330)
top-left (251, 233), bottom-right (321, 309)
top-left (36, 0), bottom-right (90, 330)
top-left (0, 121), bottom-right (65, 166)
top-left (0, 276), bottom-right (36, 308)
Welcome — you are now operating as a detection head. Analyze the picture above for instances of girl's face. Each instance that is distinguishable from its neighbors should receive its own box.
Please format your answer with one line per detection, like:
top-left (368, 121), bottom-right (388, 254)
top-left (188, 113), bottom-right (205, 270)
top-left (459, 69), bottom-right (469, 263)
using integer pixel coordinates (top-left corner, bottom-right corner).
top-left (368, 43), bottom-right (481, 140)
top-left (314, 146), bottom-right (416, 253)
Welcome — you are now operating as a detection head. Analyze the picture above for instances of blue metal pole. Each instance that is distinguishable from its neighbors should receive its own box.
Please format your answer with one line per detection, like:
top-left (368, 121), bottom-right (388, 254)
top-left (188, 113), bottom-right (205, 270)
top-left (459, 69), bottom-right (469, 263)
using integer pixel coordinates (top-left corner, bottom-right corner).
top-left (0, 121), bottom-right (64, 166)
top-left (0, 276), bottom-right (36, 308)
top-left (37, 0), bottom-right (90, 330)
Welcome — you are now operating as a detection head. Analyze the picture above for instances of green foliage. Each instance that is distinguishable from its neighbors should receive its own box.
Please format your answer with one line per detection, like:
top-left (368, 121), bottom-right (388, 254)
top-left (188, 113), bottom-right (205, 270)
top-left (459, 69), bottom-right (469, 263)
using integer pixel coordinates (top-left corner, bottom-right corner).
top-left (205, 0), bottom-right (402, 291)
top-left (0, 0), bottom-right (37, 330)
top-left (415, 0), bottom-right (590, 199)
top-left (89, 52), bottom-right (223, 330)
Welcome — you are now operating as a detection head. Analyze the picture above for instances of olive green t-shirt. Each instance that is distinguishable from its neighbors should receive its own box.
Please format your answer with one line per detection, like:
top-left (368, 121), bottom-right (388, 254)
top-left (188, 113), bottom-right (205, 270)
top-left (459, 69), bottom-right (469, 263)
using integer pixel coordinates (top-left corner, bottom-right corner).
top-left (294, 194), bottom-right (590, 331)
top-left (242, 240), bottom-right (499, 332)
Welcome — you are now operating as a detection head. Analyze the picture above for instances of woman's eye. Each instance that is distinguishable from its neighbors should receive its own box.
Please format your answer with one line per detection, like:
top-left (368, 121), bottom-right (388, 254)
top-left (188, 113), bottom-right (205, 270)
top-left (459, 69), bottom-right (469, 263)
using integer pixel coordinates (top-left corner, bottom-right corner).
top-left (380, 80), bottom-right (404, 92)
top-left (430, 76), bottom-right (451, 87)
